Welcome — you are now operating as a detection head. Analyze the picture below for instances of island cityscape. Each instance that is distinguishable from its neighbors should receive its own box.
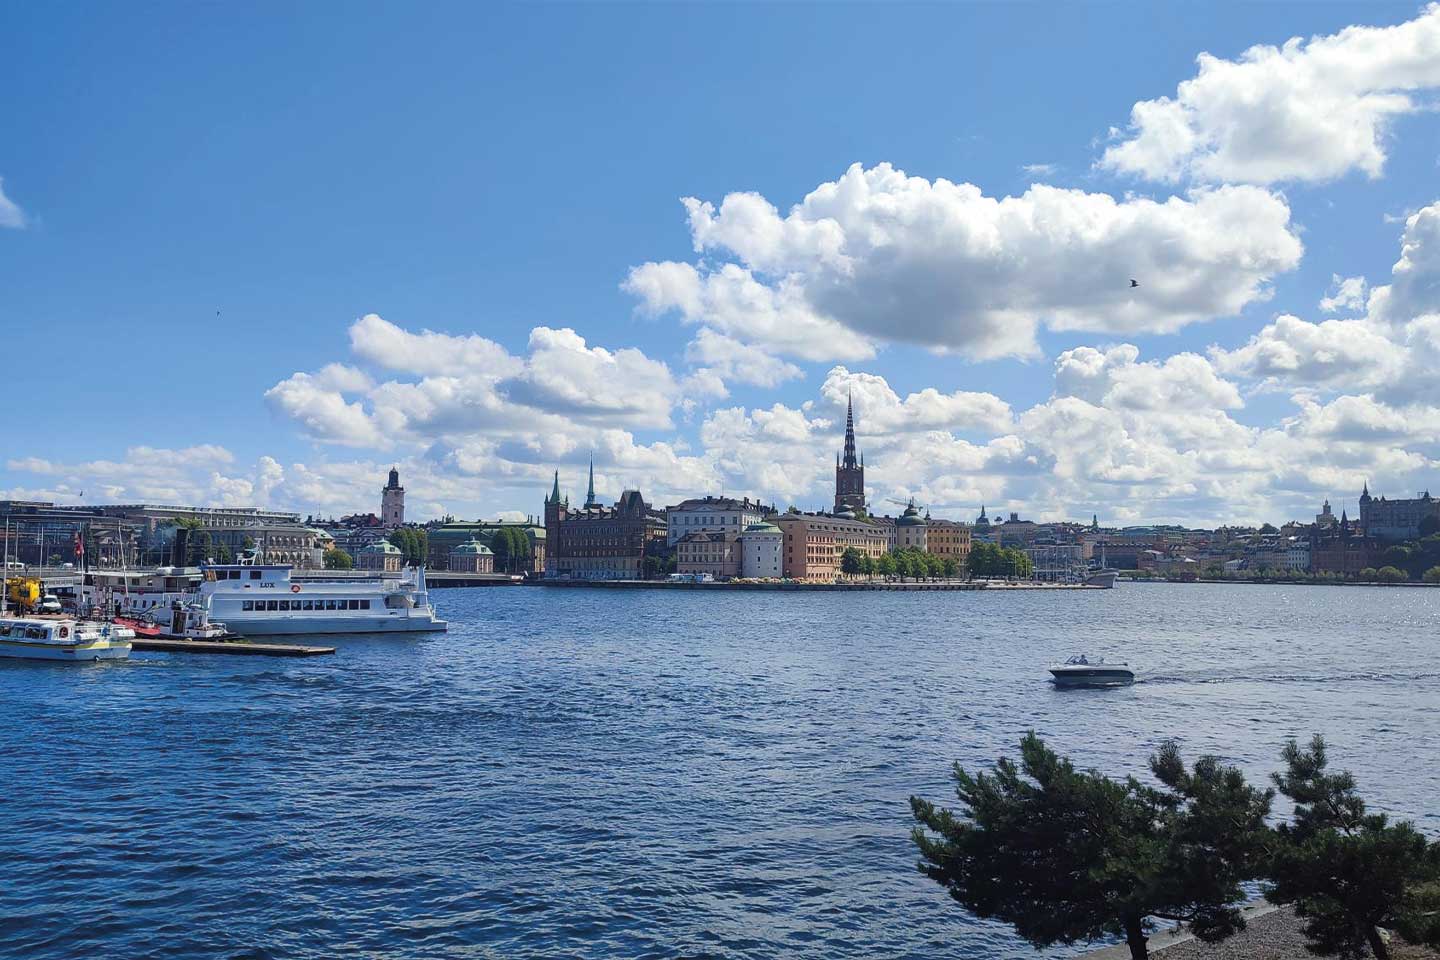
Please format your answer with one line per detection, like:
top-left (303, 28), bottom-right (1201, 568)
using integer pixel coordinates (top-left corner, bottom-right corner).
top-left (6, 394), bottom-right (1440, 587)
top-left (3, 4), bottom-right (1439, 960)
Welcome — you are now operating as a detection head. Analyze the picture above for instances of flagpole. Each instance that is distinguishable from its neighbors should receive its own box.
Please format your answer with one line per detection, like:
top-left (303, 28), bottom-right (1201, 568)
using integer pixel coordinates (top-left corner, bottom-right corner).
top-left (2, 516), bottom-right (9, 616)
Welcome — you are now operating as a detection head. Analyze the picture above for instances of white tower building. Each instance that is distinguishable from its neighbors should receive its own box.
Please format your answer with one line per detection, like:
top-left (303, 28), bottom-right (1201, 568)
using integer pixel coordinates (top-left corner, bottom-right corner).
top-left (738, 520), bottom-right (783, 578)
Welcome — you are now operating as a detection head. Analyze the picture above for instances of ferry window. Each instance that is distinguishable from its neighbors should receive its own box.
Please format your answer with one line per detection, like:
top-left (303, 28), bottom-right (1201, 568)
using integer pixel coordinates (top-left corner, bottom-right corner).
top-left (302, 600), bottom-right (313, 611)
top-left (279, 600), bottom-right (290, 611)
top-left (325, 600), bottom-right (337, 610)
top-left (250, 570), bottom-right (261, 580)
top-left (230, 570), bottom-right (241, 580)
top-left (242, 600), bottom-right (254, 611)
top-left (267, 600), bottom-right (278, 611)
top-left (350, 599), bottom-right (362, 610)
top-left (360, 600), bottom-right (370, 610)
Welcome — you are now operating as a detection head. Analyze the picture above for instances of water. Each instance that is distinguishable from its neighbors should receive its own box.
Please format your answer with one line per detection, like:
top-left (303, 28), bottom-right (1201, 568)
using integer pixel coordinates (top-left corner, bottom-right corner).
top-left (2, 583), bottom-right (1437, 959)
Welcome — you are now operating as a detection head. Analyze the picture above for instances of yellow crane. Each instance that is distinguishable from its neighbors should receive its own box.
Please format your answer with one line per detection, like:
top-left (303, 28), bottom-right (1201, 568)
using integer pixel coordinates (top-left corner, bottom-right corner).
top-left (5, 577), bottom-right (43, 614)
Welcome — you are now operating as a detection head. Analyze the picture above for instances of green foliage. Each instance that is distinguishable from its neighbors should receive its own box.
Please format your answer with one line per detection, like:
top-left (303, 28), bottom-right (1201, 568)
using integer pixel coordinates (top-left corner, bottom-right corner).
top-left (911, 733), bottom-right (1273, 960)
top-left (187, 530), bottom-right (212, 566)
top-left (967, 542), bottom-right (1034, 579)
top-left (1359, 567), bottom-right (1379, 582)
top-left (1267, 736), bottom-right (1440, 959)
top-left (490, 528), bottom-right (533, 573)
top-left (323, 548), bottom-right (353, 570)
top-left (876, 553), bottom-right (896, 578)
top-left (388, 528), bottom-right (428, 565)
top-left (1259, 523), bottom-right (1279, 534)
top-left (1379, 545), bottom-right (1413, 567)
top-left (941, 557), bottom-right (958, 578)
top-left (242, 535), bottom-right (255, 550)
top-left (839, 546), bottom-right (863, 577)
top-left (1376, 565), bottom-right (1407, 583)
top-left (641, 554), bottom-right (675, 579)
top-left (1424, 566), bottom-right (1440, 584)
top-left (214, 543), bottom-right (233, 564)
top-left (858, 555), bottom-right (876, 578)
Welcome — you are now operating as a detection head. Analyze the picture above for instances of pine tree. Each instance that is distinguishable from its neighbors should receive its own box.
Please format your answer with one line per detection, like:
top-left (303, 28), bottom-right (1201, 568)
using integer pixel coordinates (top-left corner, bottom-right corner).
top-left (911, 733), bottom-right (1272, 959)
top-left (1267, 736), bottom-right (1440, 959)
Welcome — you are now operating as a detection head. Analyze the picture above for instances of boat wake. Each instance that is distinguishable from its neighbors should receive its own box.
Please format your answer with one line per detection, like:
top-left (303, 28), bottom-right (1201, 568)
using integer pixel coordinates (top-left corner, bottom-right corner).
top-left (1141, 670), bottom-right (1440, 686)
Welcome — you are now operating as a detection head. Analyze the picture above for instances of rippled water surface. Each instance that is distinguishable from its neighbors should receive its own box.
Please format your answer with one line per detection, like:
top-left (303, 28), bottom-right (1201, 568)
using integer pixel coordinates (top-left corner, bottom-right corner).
top-left (2, 583), bottom-right (1437, 959)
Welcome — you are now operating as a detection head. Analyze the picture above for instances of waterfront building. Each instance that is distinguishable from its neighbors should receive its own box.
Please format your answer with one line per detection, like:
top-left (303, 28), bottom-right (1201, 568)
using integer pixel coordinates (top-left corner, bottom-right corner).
top-left (427, 521), bottom-right (546, 574)
top-left (675, 530), bottom-right (737, 579)
top-left (926, 518), bottom-right (972, 572)
top-left (447, 539), bottom-right (494, 574)
top-left (665, 496), bottom-right (775, 546)
top-left (358, 540), bottom-right (404, 573)
top-left (381, 467), bottom-right (406, 528)
top-left (833, 394), bottom-right (866, 514)
top-left (988, 511), bottom-right (1039, 549)
top-left (99, 503), bottom-right (302, 531)
top-left (737, 521), bottom-right (783, 578)
top-left (1285, 538), bottom-right (1311, 572)
top-left (772, 511), bottom-right (888, 582)
top-left (1315, 499), bottom-right (1338, 531)
top-left (1310, 513), bottom-right (1375, 574)
top-left (894, 500), bottom-right (928, 551)
top-left (1358, 483), bottom-right (1439, 541)
top-left (543, 471), bottom-right (667, 580)
top-left (0, 500), bottom-right (141, 568)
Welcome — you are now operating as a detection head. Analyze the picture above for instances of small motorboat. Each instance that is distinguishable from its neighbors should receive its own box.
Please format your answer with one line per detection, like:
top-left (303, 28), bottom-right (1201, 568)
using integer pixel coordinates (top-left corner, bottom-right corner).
top-left (113, 613), bottom-right (164, 638)
top-left (0, 616), bottom-right (133, 662)
top-left (1049, 654), bottom-right (1135, 688)
top-left (161, 600), bottom-right (238, 641)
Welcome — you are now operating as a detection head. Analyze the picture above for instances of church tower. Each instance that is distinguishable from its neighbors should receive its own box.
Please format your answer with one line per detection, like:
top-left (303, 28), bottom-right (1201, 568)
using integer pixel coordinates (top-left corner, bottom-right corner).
top-left (833, 393), bottom-right (866, 513)
top-left (381, 466), bottom-right (405, 527)
top-left (543, 470), bottom-right (568, 577)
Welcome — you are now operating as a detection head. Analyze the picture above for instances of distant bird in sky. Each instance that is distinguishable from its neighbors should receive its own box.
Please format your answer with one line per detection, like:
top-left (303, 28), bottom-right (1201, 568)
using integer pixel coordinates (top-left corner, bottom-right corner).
top-left (1129, 279), bottom-right (1139, 288)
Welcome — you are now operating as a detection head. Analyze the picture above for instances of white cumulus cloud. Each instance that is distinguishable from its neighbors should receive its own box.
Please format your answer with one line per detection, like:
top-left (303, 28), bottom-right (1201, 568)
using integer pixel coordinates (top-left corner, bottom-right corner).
top-left (628, 163), bottom-right (1301, 361)
top-left (1099, 5), bottom-right (1440, 184)
top-left (0, 177), bottom-right (25, 229)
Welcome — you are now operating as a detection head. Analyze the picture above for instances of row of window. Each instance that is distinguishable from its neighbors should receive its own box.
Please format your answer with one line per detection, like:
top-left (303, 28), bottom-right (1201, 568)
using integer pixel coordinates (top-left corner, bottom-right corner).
top-left (210, 569), bottom-right (262, 581)
top-left (239, 599), bottom-right (371, 612)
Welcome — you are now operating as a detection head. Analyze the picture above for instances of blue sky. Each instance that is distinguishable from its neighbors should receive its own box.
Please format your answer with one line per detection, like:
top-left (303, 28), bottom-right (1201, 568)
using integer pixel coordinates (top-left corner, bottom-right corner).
top-left (4, 2), bottom-right (1440, 526)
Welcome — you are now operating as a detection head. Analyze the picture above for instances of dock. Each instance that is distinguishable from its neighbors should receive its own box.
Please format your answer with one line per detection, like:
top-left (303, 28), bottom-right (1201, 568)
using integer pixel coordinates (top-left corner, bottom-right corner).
top-left (131, 638), bottom-right (335, 657)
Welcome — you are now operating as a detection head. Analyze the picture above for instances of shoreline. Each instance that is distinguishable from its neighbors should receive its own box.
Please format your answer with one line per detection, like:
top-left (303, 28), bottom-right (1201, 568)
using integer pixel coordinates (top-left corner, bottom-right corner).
top-left (524, 578), bottom-right (1108, 591)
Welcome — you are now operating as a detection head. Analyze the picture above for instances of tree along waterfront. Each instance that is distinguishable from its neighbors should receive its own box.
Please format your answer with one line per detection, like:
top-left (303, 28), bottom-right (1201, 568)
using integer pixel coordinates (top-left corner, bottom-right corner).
top-left (911, 735), bottom-right (1440, 960)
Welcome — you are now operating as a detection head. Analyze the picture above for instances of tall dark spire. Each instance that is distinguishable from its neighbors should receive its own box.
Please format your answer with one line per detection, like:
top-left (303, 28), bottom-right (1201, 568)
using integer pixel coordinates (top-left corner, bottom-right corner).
top-left (585, 458), bottom-right (598, 509)
top-left (549, 469), bottom-right (561, 504)
top-left (842, 391), bottom-right (858, 469)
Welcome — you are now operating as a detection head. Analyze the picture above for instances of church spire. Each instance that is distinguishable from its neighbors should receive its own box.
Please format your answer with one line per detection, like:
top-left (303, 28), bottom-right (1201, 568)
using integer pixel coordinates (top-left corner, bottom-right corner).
top-left (549, 469), bottom-right (561, 504)
top-left (585, 458), bottom-right (598, 508)
top-left (842, 391), bottom-right (858, 469)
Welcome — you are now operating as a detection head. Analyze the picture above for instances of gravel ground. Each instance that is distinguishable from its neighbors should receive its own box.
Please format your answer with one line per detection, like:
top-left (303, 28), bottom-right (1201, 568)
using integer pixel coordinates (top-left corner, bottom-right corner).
top-left (1155, 908), bottom-right (1438, 959)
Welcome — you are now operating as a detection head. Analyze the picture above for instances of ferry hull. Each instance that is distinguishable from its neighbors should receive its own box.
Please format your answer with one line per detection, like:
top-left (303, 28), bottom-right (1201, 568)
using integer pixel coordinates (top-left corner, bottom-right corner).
top-left (217, 614), bottom-right (447, 636)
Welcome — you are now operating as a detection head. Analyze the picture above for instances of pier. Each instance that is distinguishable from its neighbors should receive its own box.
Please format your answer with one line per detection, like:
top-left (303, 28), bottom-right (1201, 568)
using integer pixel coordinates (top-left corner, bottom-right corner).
top-left (131, 638), bottom-right (335, 657)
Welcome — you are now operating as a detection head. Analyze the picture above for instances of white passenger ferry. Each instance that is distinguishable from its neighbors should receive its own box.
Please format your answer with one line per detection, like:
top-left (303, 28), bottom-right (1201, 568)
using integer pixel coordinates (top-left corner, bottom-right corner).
top-left (198, 563), bottom-right (447, 635)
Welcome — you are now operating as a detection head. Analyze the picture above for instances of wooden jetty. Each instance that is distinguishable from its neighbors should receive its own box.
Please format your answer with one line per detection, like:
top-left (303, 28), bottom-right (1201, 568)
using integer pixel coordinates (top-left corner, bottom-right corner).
top-left (131, 638), bottom-right (335, 657)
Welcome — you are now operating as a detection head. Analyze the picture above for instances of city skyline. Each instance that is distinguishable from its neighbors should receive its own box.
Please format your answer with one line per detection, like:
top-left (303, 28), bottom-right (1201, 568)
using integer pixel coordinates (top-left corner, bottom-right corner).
top-left (5, 3), bottom-right (1440, 527)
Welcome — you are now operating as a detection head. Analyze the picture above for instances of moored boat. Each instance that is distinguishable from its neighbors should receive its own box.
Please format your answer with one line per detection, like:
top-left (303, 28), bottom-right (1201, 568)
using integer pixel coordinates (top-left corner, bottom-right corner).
top-left (0, 617), bottom-right (133, 661)
top-left (1048, 654), bottom-right (1134, 688)
top-left (199, 561), bottom-right (447, 635)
